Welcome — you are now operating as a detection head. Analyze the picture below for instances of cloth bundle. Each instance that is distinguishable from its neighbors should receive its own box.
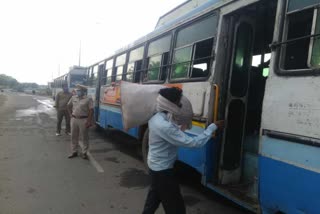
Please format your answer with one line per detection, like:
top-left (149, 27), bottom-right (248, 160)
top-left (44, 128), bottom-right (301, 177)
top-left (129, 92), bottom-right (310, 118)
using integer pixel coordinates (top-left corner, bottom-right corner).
top-left (120, 81), bottom-right (193, 130)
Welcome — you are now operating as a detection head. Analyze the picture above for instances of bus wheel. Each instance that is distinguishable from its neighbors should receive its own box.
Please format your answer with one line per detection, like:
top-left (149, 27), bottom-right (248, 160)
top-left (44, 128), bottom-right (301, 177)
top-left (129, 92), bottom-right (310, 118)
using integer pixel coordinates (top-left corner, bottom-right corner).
top-left (142, 128), bottom-right (149, 171)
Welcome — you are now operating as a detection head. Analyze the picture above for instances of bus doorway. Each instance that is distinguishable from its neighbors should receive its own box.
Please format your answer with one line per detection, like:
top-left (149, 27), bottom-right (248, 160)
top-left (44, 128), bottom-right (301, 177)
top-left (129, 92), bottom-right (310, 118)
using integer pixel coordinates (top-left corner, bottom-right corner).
top-left (217, 0), bottom-right (277, 207)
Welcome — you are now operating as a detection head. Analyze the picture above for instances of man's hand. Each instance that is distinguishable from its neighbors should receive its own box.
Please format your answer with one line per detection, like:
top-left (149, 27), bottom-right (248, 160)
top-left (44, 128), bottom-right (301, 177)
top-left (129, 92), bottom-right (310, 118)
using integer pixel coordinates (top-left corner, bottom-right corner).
top-left (85, 120), bottom-right (92, 128)
top-left (214, 120), bottom-right (225, 130)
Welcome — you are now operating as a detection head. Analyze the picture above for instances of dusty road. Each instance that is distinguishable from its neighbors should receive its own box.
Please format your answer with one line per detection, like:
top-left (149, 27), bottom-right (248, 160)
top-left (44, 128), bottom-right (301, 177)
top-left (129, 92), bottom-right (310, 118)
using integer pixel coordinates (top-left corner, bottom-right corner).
top-left (0, 92), bottom-right (249, 214)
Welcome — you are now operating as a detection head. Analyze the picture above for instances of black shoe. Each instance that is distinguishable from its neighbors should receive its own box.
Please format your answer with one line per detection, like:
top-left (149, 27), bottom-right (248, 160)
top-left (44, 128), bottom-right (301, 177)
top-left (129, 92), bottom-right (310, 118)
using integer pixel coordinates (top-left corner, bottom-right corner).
top-left (81, 153), bottom-right (88, 160)
top-left (68, 152), bottom-right (78, 159)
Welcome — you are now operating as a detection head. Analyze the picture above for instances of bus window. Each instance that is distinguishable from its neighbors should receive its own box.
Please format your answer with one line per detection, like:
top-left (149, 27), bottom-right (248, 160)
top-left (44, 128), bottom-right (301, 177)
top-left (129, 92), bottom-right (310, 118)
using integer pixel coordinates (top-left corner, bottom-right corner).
top-left (287, 0), bottom-right (319, 12)
top-left (126, 46), bottom-right (144, 82)
top-left (191, 38), bottom-right (213, 78)
top-left (279, 1), bottom-right (320, 72)
top-left (171, 15), bottom-right (217, 80)
top-left (310, 9), bottom-right (320, 67)
top-left (105, 59), bottom-right (113, 85)
top-left (115, 66), bottom-right (123, 81)
top-left (87, 67), bottom-right (93, 85)
top-left (283, 9), bottom-right (313, 70)
top-left (70, 75), bottom-right (86, 88)
top-left (106, 71), bottom-right (112, 84)
top-left (134, 60), bottom-right (143, 82)
top-left (91, 65), bottom-right (99, 86)
top-left (113, 54), bottom-right (126, 82)
top-left (148, 35), bottom-right (171, 57)
top-left (126, 62), bottom-right (134, 82)
top-left (146, 53), bottom-right (170, 81)
top-left (147, 55), bottom-right (162, 80)
top-left (175, 15), bottom-right (217, 48)
top-left (126, 60), bottom-right (143, 82)
top-left (98, 63), bottom-right (105, 85)
top-left (145, 35), bottom-right (172, 82)
top-left (171, 46), bottom-right (192, 79)
top-left (160, 52), bottom-right (169, 80)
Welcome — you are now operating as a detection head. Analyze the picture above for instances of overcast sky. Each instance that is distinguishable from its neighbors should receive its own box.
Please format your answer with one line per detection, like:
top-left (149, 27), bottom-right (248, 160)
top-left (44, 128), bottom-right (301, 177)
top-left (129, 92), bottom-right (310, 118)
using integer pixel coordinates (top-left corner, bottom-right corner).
top-left (0, 0), bottom-right (185, 85)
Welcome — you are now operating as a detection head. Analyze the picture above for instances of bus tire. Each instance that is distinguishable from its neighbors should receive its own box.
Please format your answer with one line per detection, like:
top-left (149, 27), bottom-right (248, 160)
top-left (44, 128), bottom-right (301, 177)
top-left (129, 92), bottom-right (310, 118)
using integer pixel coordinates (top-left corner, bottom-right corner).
top-left (142, 128), bottom-right (149, 171)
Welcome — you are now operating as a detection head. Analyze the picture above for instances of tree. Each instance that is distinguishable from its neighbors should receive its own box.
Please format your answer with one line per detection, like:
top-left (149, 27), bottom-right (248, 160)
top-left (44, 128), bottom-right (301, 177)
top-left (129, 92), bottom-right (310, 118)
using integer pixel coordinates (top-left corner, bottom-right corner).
top-left (0, 74), bottom-right (19, 88)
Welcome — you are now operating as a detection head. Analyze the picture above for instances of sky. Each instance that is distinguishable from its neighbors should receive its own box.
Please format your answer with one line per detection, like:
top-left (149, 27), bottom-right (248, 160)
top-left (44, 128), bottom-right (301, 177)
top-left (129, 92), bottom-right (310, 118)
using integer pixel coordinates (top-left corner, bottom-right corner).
top-left (0, 0), bottom-right (185, 85)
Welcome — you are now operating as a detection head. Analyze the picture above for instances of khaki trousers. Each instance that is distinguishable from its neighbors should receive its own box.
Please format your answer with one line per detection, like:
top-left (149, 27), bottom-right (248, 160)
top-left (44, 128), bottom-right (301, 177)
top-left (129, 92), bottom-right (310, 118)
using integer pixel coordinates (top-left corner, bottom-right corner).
top-left (71, 118), bottom-right (89, 154)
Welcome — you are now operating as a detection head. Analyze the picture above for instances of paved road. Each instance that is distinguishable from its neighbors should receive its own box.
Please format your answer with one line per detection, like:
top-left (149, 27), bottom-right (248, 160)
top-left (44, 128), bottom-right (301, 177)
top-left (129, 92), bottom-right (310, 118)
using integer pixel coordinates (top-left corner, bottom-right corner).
top-left (0, 92), bottom-right (249, 214)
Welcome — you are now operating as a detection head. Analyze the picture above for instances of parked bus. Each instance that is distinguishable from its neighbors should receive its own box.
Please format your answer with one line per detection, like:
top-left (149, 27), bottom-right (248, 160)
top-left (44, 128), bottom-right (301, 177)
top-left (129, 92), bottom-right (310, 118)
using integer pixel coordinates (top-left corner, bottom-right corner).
top-left (52, 66), bottom-right (87, 100)
top-left (86, 61), bottom-right (105, 122)
top-left (86, 0), bottom-right (320, 213)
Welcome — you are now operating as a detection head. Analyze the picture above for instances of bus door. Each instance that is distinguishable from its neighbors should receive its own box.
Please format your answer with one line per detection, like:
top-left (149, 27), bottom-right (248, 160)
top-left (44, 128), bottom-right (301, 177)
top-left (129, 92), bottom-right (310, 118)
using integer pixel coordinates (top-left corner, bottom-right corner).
top-left (219, 17), bottom-right (254, 185)
top-left (96, 64), bottom-right (105, 122)
top-left (216, 2), bottom-right (276, 207)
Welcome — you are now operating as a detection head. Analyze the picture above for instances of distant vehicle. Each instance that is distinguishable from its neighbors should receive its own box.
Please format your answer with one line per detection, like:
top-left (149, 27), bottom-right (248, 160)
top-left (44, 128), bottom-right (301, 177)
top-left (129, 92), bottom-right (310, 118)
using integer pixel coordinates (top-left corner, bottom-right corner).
top-left (52, 66), bottom-right (87, 100)
top-left (86, 0), bottom-right (320, 213)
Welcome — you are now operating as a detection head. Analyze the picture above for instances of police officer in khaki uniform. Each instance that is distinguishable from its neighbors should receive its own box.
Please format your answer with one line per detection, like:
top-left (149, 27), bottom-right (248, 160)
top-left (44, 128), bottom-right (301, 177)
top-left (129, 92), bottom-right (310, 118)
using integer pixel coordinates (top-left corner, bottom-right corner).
top-left (55, 83), bottom-right (73, 136)
top-left (67, 84), bottom-right (94, 159)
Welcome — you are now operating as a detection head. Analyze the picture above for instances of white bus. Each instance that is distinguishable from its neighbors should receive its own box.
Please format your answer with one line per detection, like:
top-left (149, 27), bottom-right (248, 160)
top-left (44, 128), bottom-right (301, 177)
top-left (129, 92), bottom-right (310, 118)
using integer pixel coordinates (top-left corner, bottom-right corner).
top-left (52, 66), bottom-right (87, 100)
top-left (86, 0), bottom-right (320, 213)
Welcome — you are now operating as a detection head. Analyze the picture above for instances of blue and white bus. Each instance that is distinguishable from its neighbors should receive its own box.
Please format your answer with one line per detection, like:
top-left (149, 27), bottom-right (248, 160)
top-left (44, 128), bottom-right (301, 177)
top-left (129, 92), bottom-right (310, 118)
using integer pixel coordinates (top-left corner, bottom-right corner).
top-left (52, 66), bottom-right (88, 100)
top-left (86, 0), bottom-right (320, 213)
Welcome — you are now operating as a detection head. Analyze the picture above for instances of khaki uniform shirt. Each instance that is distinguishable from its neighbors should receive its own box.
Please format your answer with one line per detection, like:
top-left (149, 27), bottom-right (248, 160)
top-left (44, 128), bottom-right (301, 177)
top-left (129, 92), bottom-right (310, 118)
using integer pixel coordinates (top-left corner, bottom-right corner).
top-left (67, 95), bottom-right (94, 117)
top-left (55, 91), bottom-right (73, 110)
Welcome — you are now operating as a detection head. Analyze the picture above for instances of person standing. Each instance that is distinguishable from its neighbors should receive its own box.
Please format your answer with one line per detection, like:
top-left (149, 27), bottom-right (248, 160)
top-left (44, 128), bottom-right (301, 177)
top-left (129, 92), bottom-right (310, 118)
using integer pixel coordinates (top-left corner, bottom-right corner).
top-left (55, 83), bottom-right (72, 136)
top-left (142, 87), bottom-right (224, 214)
top-left (67, 84), bottom-right (94, 159)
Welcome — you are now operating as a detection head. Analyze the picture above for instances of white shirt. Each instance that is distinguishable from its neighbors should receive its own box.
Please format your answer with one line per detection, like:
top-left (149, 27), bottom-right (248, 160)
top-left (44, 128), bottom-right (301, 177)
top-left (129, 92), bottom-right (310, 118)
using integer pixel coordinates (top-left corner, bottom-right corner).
top-left (147, 112), bottom-right (217, 171)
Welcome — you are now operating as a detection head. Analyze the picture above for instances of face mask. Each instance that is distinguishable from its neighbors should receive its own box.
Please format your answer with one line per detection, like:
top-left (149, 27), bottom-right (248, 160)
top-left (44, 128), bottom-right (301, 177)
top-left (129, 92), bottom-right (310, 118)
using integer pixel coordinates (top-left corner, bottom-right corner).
top-left (76, 90), bottom-right (84, 97)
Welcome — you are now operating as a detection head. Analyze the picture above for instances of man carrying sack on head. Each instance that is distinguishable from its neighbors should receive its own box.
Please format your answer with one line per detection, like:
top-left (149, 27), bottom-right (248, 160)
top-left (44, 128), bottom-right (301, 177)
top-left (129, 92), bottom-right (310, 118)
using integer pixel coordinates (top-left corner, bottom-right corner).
top-left (142, 87), bottom-right (224, 214)
top-left (67, 84), bottom-right (94, 159)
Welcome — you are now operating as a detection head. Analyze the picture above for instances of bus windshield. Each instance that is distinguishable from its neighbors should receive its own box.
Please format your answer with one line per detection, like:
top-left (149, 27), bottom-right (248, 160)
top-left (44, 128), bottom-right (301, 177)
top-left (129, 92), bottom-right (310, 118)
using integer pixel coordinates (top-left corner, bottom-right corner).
top-left (70, 74), bottom-right (86, 88)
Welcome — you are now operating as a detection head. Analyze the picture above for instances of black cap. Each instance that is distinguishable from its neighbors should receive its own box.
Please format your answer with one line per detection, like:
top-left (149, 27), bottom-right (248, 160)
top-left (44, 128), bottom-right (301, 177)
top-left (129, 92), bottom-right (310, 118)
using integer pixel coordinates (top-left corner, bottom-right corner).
top-left (159, 87), bottom-right (182, 104)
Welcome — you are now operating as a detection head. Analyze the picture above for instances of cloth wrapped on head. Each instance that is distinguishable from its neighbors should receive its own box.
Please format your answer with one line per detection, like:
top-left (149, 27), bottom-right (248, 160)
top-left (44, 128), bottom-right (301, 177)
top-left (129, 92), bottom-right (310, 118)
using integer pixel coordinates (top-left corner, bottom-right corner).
top-left (157, 88), bottom-right (193, 128)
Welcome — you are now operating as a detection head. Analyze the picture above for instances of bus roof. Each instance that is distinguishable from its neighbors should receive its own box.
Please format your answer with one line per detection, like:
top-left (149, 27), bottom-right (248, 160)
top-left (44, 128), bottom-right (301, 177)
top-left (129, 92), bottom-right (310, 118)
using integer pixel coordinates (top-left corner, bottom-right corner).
top-left (69, 66), bottom-right (87, 75)
top-left (114, 0), bottom-right (224, 54)
top-left (88, 0), bottom-right (227, 66)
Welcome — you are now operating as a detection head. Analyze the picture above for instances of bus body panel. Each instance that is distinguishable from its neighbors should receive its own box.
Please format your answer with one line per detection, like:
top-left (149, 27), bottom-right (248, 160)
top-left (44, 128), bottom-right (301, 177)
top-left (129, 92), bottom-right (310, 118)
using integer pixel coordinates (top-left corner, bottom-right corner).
top-left (97, 80), bottom-right (216, 174)
top-left (83, 0), bottom-right (320, 212)
top-left (99, 104), bottom-right (139, 138)
top-left (179, 139), bottom-right (218, 179)
top-left (98, 101), bottom-right (218, 176)
top-left (179, 126), bottom-right (219, 176)
top-left (261, 18), bottom-right (320, 210)
top-left (262, 76), bottom-right (320, 140)
top-left (259, 136), bottom-right (320, 214)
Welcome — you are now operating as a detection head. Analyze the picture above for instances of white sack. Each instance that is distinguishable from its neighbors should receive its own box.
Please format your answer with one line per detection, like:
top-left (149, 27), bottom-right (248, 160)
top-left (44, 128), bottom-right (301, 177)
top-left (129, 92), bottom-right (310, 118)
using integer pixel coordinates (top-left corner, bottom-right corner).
top-left (120, 81), bottom-right (166, 130)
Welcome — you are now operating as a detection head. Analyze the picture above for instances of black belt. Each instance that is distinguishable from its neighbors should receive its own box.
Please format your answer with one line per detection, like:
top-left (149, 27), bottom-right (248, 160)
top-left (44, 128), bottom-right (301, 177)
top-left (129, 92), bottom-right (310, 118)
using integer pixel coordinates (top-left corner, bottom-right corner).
top-left (72, 115), bottom-right (88, 119)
